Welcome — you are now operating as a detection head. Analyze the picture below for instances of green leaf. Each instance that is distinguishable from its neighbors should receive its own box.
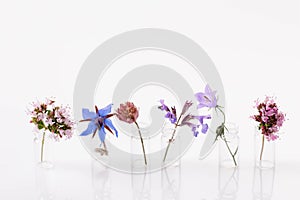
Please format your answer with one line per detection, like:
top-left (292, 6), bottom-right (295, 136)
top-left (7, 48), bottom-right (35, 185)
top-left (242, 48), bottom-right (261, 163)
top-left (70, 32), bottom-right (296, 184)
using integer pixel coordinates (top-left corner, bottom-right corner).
top-left (38, 124), bottom-right (44, 129)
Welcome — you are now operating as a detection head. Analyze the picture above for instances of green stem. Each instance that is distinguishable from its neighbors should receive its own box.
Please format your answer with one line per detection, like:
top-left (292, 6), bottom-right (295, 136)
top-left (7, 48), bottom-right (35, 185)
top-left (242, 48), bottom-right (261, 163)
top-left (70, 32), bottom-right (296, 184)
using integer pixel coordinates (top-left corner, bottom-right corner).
top-left (41, 131), bottom-right (46, 162)
top-left (217, 106), bottom-right (237, 167)
top-left (135, 122), bottom-right (147, 165)
top-left (222, 135), bottom-right (237, 166)
top-left (260, 134), bottom-right (265, 161)
top-left (163, 114), bottom-right (182, 162)
top-left (216, 106), bottom-right (226, 122)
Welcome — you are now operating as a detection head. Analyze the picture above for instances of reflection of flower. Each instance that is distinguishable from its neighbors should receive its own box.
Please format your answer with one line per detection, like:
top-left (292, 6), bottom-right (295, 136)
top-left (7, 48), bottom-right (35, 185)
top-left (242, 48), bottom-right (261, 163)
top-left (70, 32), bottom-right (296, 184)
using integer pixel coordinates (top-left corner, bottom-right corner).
top-left (195, 84), bottom-right (217, 109)
top-left (159, 100), bottom-right (208, 162)
top-left (251, 96), bottom-right (286, 161)
top-left (195, 84), bottom-right (238, 167)
top-left (116, 102), bottom-right (147, 165)
top-left (80, 104), bottom-right (118, 155)
top-left (27, 97), bottom-right (75, 162)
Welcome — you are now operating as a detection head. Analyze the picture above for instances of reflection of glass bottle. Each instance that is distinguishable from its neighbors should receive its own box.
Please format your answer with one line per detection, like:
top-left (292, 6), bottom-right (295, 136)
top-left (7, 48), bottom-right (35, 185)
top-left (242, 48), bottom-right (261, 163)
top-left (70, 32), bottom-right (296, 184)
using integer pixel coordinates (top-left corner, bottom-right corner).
top-left (131, 173), bottom-right (151, 200)
top-left (91, 160), bottom-right (111, 200)
top-left (252, 167), bottom-right (275, 200)
top-left (219, 123), bottom-right (239, 168)
top-left (161, 166), bottom-right (181, 200)
top-left (217, 166), bottom-right (239, 200)
top-left (35, 165), bottom-right (56, 200)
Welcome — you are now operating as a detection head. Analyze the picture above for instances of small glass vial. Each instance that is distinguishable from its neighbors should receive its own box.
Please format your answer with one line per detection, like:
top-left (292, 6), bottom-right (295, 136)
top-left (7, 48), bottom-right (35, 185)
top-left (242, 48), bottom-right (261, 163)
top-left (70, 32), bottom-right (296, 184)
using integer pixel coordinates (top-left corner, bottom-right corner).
top-left (33, 131), bottom-right (54, 169)
top-left (161, 123), bottom-right (181, 168)
top-left (219, 123), bottom-right (239, 168)
top-left (130, 123), bottom-right (150, 172)
top-left (254, 128), bottom-right (276, 169)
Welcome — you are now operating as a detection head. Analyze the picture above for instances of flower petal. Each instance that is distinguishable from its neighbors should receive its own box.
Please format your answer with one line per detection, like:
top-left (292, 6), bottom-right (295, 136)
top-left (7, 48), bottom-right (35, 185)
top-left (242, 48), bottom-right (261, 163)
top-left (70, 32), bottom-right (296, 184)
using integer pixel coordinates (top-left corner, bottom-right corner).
top-left (195, 92), bottom-right (205, 100)
top-left (205, 84), bottom-right (212, 94)
top-left (181, 100), bottom-right (193, 115)
top-left (98, 126), bottom-right (106, 142)
top-left (104, 118), bottom-right (118, 137)
top-left (82, 108), bottom-right (97, 120)
top-left (80, 121), bottom-right (97, 136)
top-left (201, 123), bottom-right (209, 133)
top-left (98, 104), bottom-right (112, 117)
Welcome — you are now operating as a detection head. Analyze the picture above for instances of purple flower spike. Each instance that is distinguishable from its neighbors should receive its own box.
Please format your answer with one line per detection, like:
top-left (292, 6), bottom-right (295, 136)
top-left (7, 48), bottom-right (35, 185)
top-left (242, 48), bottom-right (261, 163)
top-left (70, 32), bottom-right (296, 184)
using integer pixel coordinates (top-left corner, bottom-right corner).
top-left (158, 99), bottom-right (170, 112)
top-left (181, 100), bottom-right (193, 115)
top-left (159, 100), bottom-right (177, 124)
top-left (191, 115), bottom-right (211, 133)
top-left (201, 124), bottom-right (208, 134)
top-left (165, 112), bottom-right (177, 124)
top-left (192, 125), bottom-right (200, 137)
top-left (195, 84), bottom-right (217, 109)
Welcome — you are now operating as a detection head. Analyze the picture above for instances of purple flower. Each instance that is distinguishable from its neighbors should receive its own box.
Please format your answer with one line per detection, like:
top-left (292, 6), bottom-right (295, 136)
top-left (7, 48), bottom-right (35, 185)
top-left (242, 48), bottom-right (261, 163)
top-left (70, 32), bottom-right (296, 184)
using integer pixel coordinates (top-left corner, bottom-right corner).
top-left (195, 84), bottom-right (217, 109)
top-left (191, 124), bottom-right (200, 137)
top-left (192, 115), bottom-right (211, 134)
top-left (158, 100), bottom-right (169, 112)
top-left (158, 100), bottom-right (177, 124)
top-left (165, 111), bottom-right (177, 124)
top-left (181, 100), bottom-right (193, 115)
top-left (180, 114), bottom-right (210, 135)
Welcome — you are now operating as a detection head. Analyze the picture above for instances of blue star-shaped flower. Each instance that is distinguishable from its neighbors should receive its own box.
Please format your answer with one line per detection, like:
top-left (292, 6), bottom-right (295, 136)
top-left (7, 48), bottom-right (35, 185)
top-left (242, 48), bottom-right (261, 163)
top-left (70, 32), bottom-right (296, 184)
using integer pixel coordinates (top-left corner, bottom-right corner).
top-left (80, 104), bottom-right (118, 143)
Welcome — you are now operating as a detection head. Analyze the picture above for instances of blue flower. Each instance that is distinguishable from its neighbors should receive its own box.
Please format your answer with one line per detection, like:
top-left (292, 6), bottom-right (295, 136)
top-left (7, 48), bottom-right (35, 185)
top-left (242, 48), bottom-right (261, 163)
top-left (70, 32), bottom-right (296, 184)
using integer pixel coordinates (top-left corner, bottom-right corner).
top-left (80, 104), bottom-right (118, 143)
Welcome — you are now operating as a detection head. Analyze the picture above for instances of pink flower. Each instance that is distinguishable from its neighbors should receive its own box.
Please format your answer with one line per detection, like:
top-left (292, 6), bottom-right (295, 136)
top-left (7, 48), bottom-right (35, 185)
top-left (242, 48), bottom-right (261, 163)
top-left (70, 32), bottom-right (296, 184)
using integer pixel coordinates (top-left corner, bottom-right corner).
top-left (276, 113), bottom-right (285, 127)
top-left (27, 97), bottom-right (75, 142)
top-left (266, 133), bottom-right (279, 141)
top-left (262, 116), bottom-right (269, 123)
top-left (251, 96), bottom-right (285, 141)
top-left (116, 102), bottom-right (139, 124)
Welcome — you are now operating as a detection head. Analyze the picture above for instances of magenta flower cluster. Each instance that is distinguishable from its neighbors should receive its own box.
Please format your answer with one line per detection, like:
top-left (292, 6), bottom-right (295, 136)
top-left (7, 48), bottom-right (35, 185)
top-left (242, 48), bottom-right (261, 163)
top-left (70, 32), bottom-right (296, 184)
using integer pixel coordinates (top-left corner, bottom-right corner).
top-left (27, 97), bottom-right (75, 141)
top-left (251, 96), bottom-right (285, 141)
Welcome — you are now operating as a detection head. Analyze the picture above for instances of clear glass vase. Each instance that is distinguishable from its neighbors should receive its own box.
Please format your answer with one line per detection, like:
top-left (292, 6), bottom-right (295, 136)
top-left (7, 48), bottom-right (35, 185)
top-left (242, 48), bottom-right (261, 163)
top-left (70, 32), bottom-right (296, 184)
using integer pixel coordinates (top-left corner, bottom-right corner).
top-left (130, 123), bottom-right (150, 172)
top-left (131, 136), bottom-right (150, 172)
top-left (254, 129), bottom-right (276, 169)
top-left (219, 123), bottom-right (239, 168)
top-left (33, 131), bottom-right (54, 169)
top-left (161, 124), bottom-right (181, 168)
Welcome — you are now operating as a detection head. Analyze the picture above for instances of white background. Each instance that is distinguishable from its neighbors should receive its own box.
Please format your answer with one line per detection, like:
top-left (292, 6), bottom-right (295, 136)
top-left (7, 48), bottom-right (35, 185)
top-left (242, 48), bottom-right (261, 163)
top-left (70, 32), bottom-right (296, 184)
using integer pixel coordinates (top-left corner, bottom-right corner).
top-left (0, 0), bottom-right (299, 199)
